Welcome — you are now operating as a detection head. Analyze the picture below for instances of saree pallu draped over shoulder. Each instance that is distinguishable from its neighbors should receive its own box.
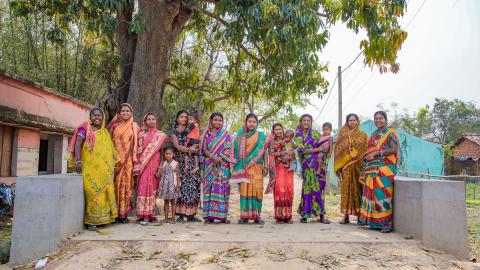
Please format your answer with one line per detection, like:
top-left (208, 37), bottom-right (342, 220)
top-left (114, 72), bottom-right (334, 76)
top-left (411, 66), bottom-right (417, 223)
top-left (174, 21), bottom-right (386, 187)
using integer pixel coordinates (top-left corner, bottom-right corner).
top-left (69, 119), bottom-right (119, 226)
top-left (334, 125), bottom-right (368, 216)
top-left (134, 128), bottom-right (168, 221)
top-left (266, 138), bottom-right (294, 222)
top-left (233, 129), bottom-right (267, 220)
top-left (108, 103), bottom-right (140, 219)
top-left (295, 126), bottom-right (330, 218)
top-left (359, 128), bottom-right (400, 230)
top-left (201, 127), bottom-right (234, 221)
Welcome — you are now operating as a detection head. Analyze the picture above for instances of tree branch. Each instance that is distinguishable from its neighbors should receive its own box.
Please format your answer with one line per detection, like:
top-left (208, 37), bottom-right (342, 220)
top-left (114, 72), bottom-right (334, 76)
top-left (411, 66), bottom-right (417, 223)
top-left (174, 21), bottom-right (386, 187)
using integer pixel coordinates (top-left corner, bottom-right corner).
top-left (317, 12), bottom-right (328, 17)
top-left (194, 5), bottom-right (264, 64)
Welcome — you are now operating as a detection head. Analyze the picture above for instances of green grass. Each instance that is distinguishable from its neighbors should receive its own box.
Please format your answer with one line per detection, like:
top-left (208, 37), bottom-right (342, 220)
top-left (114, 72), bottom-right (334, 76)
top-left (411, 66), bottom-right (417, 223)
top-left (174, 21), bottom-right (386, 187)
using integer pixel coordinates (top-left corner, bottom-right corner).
top-left (466, 182), bottom-right (479, 201)
top-left (467, 204), bottom-right (480, 258)
top-left (467, 200), bottom-right (480, 205)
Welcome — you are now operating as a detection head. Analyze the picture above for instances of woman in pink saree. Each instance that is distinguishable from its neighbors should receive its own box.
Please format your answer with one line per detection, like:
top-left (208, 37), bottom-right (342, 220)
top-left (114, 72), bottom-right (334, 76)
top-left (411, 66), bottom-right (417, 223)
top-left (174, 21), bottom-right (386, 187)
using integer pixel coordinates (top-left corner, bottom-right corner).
top-left (133, 113), bottom-right (169, 223)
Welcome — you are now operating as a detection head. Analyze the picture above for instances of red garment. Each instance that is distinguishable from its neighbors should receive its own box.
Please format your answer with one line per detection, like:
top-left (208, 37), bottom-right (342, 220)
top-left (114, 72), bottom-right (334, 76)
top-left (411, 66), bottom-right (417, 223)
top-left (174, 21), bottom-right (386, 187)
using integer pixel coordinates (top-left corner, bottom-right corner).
top-left (185, 123), bottom-right (200, 147)
top-left (274, 164), bottom-right (294, 222)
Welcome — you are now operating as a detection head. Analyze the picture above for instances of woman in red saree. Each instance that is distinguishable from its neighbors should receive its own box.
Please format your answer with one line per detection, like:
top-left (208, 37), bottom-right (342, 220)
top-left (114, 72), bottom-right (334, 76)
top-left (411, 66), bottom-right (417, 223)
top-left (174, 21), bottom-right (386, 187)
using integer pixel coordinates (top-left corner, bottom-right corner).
top-left (108, 103), bottom-right (140, 223)
top-left (133, 113), bottom-right (169, 224)
top-left (266, 123), bottom-right (294, 224)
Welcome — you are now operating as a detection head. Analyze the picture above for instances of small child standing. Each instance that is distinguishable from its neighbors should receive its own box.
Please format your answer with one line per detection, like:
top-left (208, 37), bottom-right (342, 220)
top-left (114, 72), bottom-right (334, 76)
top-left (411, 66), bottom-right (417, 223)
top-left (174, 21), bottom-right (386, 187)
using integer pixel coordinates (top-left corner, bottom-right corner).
top-left (157, 147), bottom-right (180, 224)
top-left (283, 130), bottom-right (298, 171)
top-left (184, 112), bottom-right (200, 174)
top-left (317, 122), bottom-right (333, 174)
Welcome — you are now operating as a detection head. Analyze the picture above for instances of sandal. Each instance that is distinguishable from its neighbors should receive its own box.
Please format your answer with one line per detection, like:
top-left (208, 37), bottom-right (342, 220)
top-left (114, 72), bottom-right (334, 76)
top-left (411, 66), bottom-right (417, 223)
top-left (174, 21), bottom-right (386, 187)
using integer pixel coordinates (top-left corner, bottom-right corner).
top-left (285, 220), bottom-right (294, 224)
top-left (381, 228), bottom-right (393, 233)
top-left (87, 225), bottom-right (97, 231)
top-left (222, 219), bottom-right (231, 224)
top-left (204, 219), bottom-right (214, 224)
top-left (254, 219), bottom-right (265, 225)
top-left (176, 216), bottom-right (185, 223)
top-left (318, 216), bottom-right (331, 224)
top-left (188, 216), bottom-right (202, 222)
top-left (339, 219), bottom-right (350, 224)
top-left (300, 218), bottom-right (308, 223)
top-left (238, 218), bottom-right (248, 224)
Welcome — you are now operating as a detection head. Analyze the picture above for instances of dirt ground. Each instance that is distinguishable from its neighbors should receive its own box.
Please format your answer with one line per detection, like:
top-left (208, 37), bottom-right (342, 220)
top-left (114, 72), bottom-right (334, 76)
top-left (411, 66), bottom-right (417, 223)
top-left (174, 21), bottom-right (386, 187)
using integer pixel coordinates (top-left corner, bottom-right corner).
top-left (11, 176), bottom-right (480, 270)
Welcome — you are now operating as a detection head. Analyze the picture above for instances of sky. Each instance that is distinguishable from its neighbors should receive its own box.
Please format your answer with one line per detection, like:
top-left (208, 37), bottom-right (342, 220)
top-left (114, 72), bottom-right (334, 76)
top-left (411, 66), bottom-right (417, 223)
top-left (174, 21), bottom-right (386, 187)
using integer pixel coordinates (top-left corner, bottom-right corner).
top-left (299, 0), bottom-right (480, 130)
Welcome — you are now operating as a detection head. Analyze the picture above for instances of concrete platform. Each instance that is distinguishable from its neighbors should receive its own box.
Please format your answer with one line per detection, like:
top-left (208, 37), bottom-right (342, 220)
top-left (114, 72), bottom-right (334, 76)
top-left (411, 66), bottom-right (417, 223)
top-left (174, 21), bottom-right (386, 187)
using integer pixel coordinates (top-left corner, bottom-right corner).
top-left (70, 221), bottom-right (411, 244)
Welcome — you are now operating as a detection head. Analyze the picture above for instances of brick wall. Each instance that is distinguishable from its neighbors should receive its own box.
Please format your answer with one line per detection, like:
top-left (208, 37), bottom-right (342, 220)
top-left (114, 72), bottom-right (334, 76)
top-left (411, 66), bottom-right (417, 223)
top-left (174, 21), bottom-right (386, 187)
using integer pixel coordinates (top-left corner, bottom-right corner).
top-left (453, 139), bottom-right (480, 159)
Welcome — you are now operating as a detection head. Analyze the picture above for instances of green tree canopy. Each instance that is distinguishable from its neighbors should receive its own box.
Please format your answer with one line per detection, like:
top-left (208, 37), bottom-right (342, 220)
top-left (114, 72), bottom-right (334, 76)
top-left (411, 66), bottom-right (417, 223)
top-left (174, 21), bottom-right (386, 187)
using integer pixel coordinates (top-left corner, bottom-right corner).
top-left (6, 0), bottom-right (408, 123)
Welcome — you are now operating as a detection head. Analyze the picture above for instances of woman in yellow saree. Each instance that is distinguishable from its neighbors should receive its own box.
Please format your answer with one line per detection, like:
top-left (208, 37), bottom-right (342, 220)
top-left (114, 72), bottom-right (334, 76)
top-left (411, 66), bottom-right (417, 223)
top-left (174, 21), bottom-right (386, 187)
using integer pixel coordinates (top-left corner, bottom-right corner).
top-left (67, 108), bottom-right (119, 231)
top-left (108, 103), bottom-right (140, 223)
top-left (334, 113), bottom-right (368, 224)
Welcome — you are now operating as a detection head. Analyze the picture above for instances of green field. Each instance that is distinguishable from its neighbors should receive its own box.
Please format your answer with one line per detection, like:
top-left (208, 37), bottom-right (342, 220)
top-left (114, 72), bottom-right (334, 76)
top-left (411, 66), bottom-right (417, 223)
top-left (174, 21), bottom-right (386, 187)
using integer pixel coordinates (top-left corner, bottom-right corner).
top-left (465, 183), bottom-right (479, 258)
top-left (467, 182), bottom-right (480, 205)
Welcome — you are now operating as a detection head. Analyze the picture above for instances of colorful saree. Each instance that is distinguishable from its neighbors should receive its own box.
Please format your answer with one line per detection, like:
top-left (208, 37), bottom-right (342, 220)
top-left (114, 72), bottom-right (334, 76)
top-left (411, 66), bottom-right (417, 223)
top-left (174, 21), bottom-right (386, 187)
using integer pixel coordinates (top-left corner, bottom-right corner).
top-left (134, 124), bottom-right (168, 221)
top-left (233, 128), bottom-right (267, 220)
top-left (266, 135), bottom-right (294, 222)
top-left (201, 124), bottom-right (234, 221)
top-left (334, 125), bottom-right (368, 216)
top-left (295, 126), bottom-right (330, 218)
top-left (359, 128), bottom-right (400, 230)
top-left (68, 118), bottom-right (119, 225)
top-left (108, 103), bottom-right (140, 219)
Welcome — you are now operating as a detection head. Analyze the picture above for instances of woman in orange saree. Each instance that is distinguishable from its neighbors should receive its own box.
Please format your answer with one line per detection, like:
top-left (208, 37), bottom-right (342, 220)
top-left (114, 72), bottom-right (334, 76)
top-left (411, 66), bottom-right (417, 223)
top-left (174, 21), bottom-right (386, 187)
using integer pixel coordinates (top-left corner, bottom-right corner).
top-left (108, 103), bottom-right (140, 223)
top-left (133, 113), bottom-right (168, 224)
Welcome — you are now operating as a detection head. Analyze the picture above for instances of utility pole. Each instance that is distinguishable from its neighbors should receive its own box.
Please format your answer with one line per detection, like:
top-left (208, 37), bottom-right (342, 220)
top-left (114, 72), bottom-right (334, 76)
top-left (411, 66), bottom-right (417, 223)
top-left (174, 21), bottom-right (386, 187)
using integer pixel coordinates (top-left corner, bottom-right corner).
top-left (337, 66), bottom-right (343, 131)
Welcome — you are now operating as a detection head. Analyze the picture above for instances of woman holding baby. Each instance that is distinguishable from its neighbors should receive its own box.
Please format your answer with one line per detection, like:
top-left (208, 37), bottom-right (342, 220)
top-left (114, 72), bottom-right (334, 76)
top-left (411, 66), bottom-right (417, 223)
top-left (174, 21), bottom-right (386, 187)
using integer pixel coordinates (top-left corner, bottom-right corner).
top-left (265, 123), bottom-right (296, 224)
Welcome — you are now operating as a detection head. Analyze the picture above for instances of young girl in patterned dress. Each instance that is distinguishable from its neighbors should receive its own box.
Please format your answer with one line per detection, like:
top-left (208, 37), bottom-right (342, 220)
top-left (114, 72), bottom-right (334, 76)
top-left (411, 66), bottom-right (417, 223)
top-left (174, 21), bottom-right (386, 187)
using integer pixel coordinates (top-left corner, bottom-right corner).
top-left (158, 146), bottom-right (180, 223)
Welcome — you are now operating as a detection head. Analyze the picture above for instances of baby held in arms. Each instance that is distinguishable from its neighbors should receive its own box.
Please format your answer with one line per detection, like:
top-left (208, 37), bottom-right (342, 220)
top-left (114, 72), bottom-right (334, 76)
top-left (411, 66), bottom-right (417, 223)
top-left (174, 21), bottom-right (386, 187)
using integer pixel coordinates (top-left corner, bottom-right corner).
top-left (184, 112), bottom-right (200, 174)
top-left (283, 130), bottom-right (297, 171)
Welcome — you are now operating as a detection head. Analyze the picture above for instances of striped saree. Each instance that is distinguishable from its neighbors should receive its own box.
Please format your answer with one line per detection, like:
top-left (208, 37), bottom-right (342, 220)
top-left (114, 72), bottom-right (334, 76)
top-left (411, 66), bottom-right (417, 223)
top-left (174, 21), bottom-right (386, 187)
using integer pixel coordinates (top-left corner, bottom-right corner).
top-left (359, 128), bottom-right (400, 230)
top-left (232, 128), bottom-right (267, 220)
top-left (201, 126), bottom-right (233, 221)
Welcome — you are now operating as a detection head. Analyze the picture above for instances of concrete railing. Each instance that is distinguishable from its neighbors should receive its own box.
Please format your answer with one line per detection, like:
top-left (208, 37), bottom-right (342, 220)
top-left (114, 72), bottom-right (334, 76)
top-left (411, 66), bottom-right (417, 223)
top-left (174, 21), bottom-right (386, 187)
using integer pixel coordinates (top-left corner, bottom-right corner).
top-left (10, 174), bottom-right (84, 266)
top-left (394, 176), bottom-right (469, 259)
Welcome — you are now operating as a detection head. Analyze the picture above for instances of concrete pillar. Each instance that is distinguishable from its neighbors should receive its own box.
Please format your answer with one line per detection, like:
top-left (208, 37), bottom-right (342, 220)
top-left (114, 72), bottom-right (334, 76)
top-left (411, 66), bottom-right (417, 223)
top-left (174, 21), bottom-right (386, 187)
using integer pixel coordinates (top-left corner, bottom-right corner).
top-left (9, 174), bottom-right (84, 266)
top-left (394, 177), bottom-right (469, 259)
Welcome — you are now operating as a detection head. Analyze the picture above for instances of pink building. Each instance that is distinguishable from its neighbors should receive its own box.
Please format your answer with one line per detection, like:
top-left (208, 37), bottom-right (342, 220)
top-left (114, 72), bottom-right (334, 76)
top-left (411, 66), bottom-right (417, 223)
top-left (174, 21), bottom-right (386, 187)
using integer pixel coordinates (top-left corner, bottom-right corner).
top-left (0, 71), bottom-right (93, 184)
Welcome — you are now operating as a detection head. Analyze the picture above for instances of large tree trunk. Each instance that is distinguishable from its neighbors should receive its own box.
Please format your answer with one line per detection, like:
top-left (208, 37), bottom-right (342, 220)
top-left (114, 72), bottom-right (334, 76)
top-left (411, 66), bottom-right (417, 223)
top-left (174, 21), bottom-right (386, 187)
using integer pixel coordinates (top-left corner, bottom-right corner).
top-left (104, 0), bottom-right (138, 121)
top-left (127, 0), bottom-right (193, 127)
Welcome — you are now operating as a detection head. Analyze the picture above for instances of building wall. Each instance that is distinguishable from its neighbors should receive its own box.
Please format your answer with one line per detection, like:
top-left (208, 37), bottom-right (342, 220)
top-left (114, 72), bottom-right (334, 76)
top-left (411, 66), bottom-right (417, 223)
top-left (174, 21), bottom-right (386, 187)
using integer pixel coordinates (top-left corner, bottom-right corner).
top-left (15, 128), bottom-right (40, 177)
top-left (453, 139), bottom-right (480, 159)
top-left (0, 74), bottom-right (91, 130)
top-left (0, 73), bottom-right (93, 180)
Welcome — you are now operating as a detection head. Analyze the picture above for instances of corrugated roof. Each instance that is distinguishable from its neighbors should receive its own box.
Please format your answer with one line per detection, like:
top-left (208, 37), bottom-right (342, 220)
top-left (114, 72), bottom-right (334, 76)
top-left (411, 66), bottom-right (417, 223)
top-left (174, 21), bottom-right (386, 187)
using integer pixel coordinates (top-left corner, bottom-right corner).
top-left (463, 134), bottom-right (480, 146)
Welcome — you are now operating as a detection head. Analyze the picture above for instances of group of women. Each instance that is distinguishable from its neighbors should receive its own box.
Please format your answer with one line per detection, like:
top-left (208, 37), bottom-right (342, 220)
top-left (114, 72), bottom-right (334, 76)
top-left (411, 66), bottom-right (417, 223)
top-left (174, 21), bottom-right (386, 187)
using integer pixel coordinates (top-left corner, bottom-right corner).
top-left (67, 103), bottom-right (400, 233)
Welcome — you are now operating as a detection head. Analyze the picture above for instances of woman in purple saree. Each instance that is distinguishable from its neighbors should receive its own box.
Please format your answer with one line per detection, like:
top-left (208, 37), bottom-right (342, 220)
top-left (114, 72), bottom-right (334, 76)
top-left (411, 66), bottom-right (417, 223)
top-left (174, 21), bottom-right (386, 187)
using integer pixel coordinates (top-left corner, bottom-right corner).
top-left (201, 112), bottom-right (235, 223)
